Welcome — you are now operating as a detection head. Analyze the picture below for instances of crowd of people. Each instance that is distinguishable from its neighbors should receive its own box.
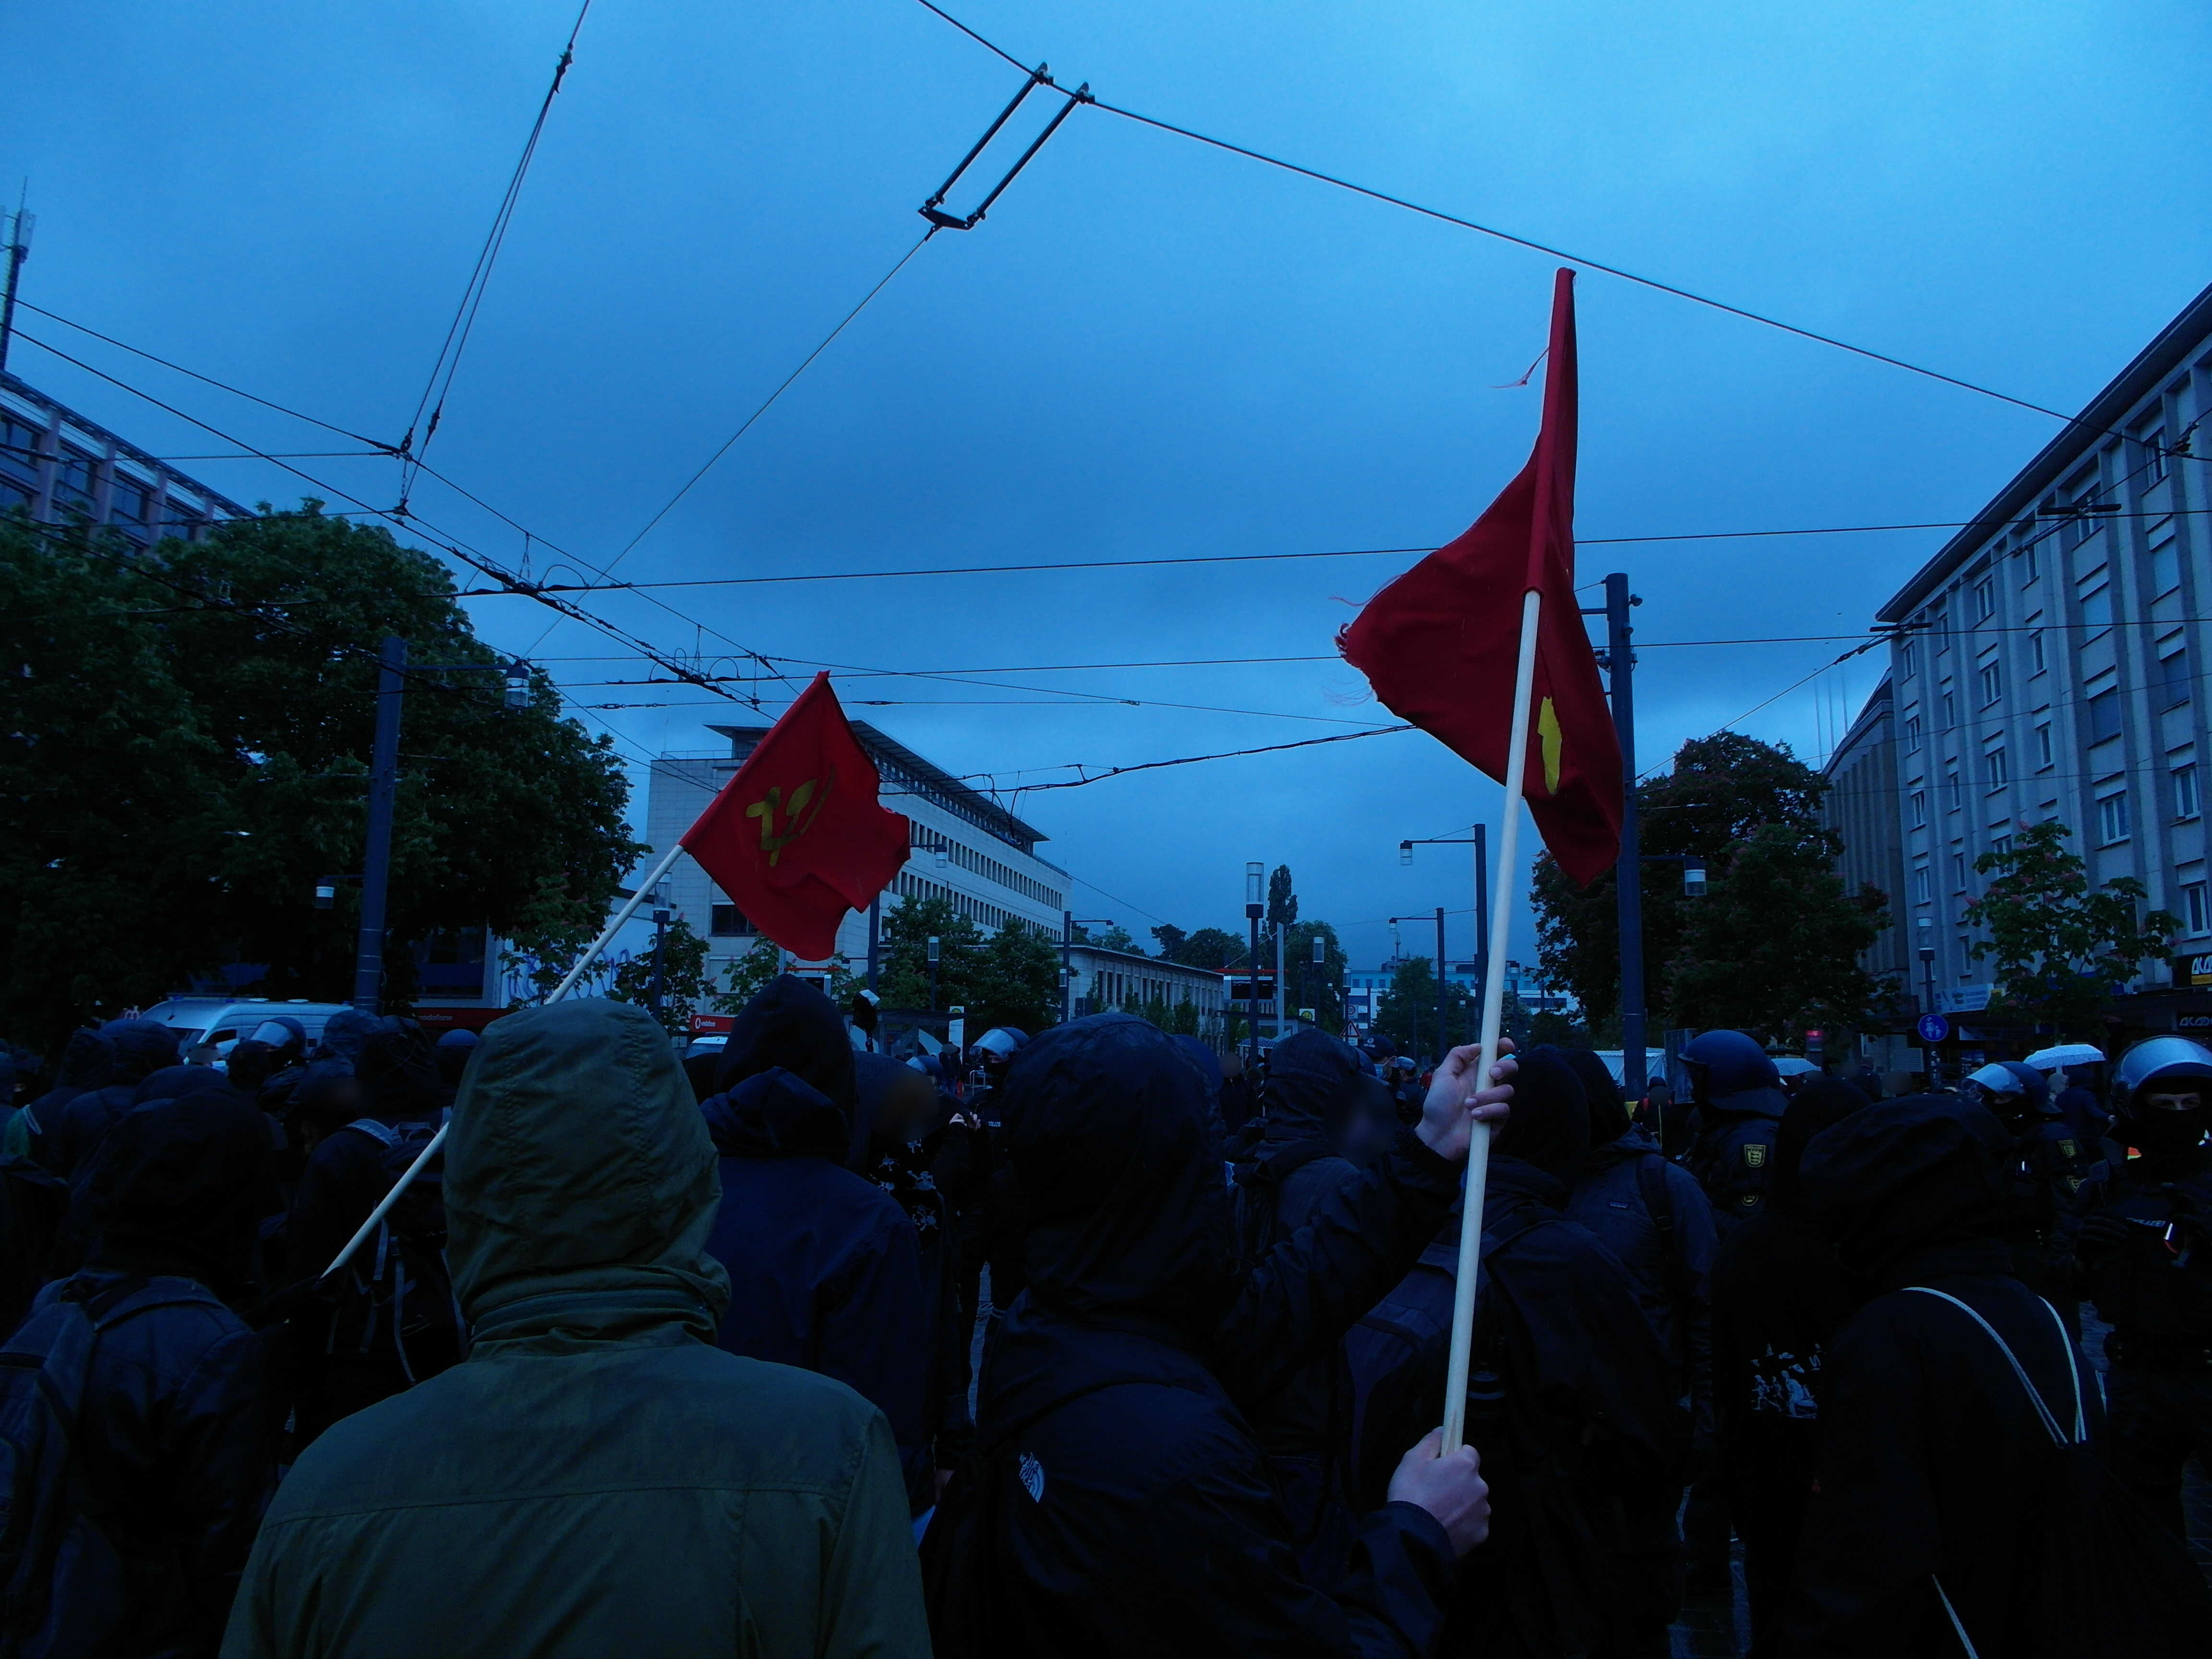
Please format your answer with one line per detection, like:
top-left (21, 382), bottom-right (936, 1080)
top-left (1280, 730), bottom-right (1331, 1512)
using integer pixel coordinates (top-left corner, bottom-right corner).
top-left (3, 981), bottom-right (2212, 1656)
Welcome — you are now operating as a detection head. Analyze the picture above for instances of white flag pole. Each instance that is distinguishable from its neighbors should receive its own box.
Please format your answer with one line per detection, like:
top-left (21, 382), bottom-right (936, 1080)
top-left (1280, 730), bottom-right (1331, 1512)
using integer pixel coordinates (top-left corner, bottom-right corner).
top-left (319, 839), bottom-right (690, 1282)
top-left (1440, 586), bottom-right (1542, 1454)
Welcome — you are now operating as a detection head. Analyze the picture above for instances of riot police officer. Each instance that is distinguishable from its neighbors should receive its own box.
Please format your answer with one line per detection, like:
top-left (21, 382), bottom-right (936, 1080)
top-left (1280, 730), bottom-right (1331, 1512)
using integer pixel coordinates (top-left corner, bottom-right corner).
top-left (1679, 1030), bottom-right (1789, 1235)
top-left (2073, 1035), bottom-right (2212, 1534)
top-left (1965, 1060), bottom-right (2094, 1336)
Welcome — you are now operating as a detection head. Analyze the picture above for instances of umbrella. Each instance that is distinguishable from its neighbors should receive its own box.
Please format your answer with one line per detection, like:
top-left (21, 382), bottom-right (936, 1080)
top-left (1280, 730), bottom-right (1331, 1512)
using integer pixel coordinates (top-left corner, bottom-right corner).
top-left (1773, 1056), bottom-right (1820, 1076)
top-left (2024, 1043), bottom-right (2104, 1072)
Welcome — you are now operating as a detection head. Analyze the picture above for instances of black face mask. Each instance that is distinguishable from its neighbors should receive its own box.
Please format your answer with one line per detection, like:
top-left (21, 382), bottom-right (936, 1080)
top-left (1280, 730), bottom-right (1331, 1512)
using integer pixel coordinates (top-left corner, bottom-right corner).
top-left (2130, 1106), bottom-right (2208, 1153)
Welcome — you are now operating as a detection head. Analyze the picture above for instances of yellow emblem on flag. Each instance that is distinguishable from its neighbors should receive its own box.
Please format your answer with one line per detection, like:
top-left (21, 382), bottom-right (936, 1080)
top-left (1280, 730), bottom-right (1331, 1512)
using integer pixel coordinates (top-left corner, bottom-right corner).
top-left (1537, 697), bottom-right (1563, 795)
top-left (1743, 1142), bottom-right (1768, 1168)
top-left (744, 771), bottom-right (835, 867)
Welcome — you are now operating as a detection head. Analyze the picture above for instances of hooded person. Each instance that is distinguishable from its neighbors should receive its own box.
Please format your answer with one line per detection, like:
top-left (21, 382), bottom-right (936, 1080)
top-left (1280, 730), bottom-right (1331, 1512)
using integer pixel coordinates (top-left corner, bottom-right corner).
top-left (2071, 1036), bottom-right (2212, 1533)
top-left (1785, 1095), bottom-right (2177, 1656)
top-left (219, 997), bottom-right (929, 1659)
top-left (697, 975), bottom-right (933, 1513)
top-left (925, 1014), bottom-right (1511, 1657)
top-left (1678, 1031), bottom-right (1789, 1236)
top-left (47, 1019), bottom-right (181, 1178)
top-left (11, 1026), bottom-right (112, 1165)
top-left (1707, 1078), bottom-right (1866, 1658)
top-left (1561, 1046), bottom-right (1719, 1655)
top-left (1346, 1046), bottom-right (1687, 1659)
top-left (1230, 1026), bottom-right (1399, 1579)
top-left (2, 1079), bottom-right (277, 1657)
top-left (432, 1027), bottom-right (479, 1094)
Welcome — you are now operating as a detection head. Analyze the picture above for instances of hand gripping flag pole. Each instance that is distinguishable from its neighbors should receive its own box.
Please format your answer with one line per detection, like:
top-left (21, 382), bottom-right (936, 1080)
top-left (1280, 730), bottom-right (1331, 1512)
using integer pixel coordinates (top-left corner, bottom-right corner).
top-left (322, 672), bottom-right (910, 1284)
top-left (1440, 587), bottom-right (1540, 1453)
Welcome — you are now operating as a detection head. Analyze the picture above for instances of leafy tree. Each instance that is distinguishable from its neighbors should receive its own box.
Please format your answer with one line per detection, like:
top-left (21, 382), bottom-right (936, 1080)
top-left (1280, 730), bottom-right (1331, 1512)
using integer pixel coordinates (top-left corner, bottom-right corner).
top-left (609, 916), bottom-right (713, 1038)
top-left (1267, 864), bottom-right (1298, 929)
top-left (1533, 731), bottom-right (1839, 1031)
top-left (1283, 920), bottom-right (1347, 1033)
top-left (709, 944), bottom-right (861, 1020)
top-left (1964, 820), bottom-right (2177, 1038)
top-left (1373, 956), bottom-right (1475, 1061)
top-left (1089, 924), bottom-right (1139, 953)
top-left (1160, 926), bottom-right (1249, 969)
top-left (1529, 1009), bottom-right (1593, 1047)
top-left (877, 895), bottom-right (986, 1011)
top-left (974, 919), bottom-right (1063, 1033)
top-left (1150, 923), bottom-right (1188, 960)
top-left (1666, 821), bottom-right (1889, 1043)
top-left (0, 509), bottom-right (635, 1045)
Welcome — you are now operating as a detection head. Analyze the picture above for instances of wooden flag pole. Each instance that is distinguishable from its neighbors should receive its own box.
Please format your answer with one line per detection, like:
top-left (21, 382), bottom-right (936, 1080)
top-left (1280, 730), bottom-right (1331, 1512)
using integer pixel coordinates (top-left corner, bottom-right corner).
top-left (320, 839), bottom-right (690, 1282)
top-left (1440, 586), bottom-right (1542, 1454)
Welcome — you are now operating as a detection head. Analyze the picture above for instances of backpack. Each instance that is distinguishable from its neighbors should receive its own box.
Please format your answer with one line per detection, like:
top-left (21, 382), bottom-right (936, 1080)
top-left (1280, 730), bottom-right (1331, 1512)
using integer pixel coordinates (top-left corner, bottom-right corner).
top-left (0, 1275), bottom-right (226, 1657)
top-left (324, 1120), bottom-right (461, 1382)
top-left (1230, 1140), bottom-right (1335, 1274)
top-left (1907, 1286), bottom-right (2212, 1659)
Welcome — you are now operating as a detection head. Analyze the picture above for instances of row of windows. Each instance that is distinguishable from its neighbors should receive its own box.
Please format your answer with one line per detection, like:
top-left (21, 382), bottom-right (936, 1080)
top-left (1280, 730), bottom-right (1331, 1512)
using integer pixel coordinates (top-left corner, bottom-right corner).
top-left (908, 821), bottom-right (1064, 909)
top-left (1910, 760), bottom-right (2199, 839)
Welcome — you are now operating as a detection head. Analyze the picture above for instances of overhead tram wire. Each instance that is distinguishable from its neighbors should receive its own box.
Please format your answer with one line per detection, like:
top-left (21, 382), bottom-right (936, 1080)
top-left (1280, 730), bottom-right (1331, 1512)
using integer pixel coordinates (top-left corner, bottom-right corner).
top-left (397, 0), bottom-right (595, 506)
top-left (907, 0), bottom-right (2190, 456)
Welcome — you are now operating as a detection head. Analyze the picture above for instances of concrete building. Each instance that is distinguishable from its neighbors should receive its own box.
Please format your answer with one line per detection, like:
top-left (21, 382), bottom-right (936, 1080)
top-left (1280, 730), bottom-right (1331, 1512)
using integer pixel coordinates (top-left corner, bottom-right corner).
top-left (1821, 672), bottom-right (1912, 971)
top-left (1, 373), bottom-right (247, 541)
top-left (1064, 942), bottom-right (1226, 1037)
top-left (645, 721), bottom-right (1070, 988)
top-left (1867, 278), bottom-right (2212, 1037)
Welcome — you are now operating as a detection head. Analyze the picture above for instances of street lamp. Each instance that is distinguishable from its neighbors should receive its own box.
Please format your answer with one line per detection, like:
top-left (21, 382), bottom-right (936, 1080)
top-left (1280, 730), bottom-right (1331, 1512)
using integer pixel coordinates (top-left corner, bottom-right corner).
top-left (927, 935), bottom-right (941, 1012)
top-left (648, 878), bottom-right (673, 1019)
top-left (1917, 915), bottom-right (1938, 1086)
top-left (1245, 863), bottom-right (1266, 1065)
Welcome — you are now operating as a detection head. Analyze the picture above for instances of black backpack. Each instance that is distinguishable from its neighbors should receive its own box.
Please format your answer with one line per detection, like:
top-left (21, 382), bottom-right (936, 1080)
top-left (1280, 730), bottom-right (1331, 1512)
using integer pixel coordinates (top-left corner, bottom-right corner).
top-left (1230, 1140), bottom-right (1335, 1274)
top-left (324, 1119), bottom-right (462, 1382)
top-left (1906, 1287), bottom-right (2212, 1658)
top-left (0, 1275), bottom-right (226, 1657)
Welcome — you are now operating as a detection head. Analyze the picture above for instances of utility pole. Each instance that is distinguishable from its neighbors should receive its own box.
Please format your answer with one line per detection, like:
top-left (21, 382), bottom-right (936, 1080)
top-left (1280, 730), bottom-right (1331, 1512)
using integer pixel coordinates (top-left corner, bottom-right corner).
top-left (927, 935), bottom-right (941, 1013)
top-left (1061, 909), bottom-right (1074, 1024)
top-left (866, 894), bottom-right (881, 994)
top-left (1434, 906), bottom-right (1449, 1061)
top-left (0, 202), bottom-right (31, 376)
top-left (1245, 862), bottom-right (1265, 1066)
top-left (1275, 919), bottom-right (1287, 1043)
top-left (1601, 574), bottom-right (1648, 1101)
top-left (647, 878), bottom-right (671, 1019)
top-left (352, 637), bottom-right (407, 1011)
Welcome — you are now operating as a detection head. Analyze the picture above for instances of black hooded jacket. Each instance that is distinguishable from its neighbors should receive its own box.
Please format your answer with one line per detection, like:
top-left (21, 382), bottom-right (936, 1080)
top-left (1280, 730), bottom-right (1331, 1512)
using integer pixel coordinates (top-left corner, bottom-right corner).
top-left (48, 1020), bottom-right (180, 1178)
top-left (17, 1082), bottom-right (276, 1657)
top-left (697, 978), bottom-right (930, 1508)
top-left (953, 1014), bottom-right (1468, 1657)
top-left (19, 1027), bottom-right (112, 1162)
top-left (1788, 1096), bottom-right (2104, 1657)
top-left (1347, 1049), bottom-right (1686, 1659)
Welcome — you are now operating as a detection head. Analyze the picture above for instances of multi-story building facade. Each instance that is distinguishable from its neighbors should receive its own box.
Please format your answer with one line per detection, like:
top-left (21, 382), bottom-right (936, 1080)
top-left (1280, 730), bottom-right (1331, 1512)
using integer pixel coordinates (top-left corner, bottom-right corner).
top-left (1, 373), bottom-right (247, 541)
top-left (646, 720), bottom-right (1070, 989)
top-left (1870, 278), bottom-right (2212, 1035)
top-left (1064, 942), bottom-right (1226, 1037)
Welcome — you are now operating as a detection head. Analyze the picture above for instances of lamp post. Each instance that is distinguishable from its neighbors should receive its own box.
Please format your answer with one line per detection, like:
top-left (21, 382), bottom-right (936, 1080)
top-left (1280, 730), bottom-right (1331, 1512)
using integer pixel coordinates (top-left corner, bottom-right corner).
top-left (1308, 932), bottom-right (1326, 1030)
top-left (927, 935), bottom-right (941, 1013)
top-left (647, 877), bottom-right (672, 1019)
top-left (1918, 915), bottom-right (1939, 1087)
top-left (1245, 862), bottom-right (1266, 1066)
top-left (1400, 828), bottom-right (1491, 1025)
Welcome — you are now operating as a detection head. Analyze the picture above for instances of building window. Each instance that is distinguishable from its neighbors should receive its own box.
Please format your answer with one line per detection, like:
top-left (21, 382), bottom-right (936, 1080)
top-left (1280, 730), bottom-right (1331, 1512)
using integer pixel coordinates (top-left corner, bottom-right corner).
top-left (1941, 688), bottom-right (1957, 728)
top-left (2097, 791), bottom-right (2130, 845)
top-left (1984, 746), bottom-right (2008, 790)
top-left (2162, 646), bottom-right (2191, 708)
top-left (1945, 769), bottom-right (1962, 813)
top-left (1951, 851), bottom-right (1968, 891)
top-left (1913, 863), bottom-right (1933, 903)
top-left (1911, 790), bottom-right (1928, 828)
top-left (2188, 882), bottom-right (2211, 936)
top-left (2143, 428), bottom-right (2168, 485)
top-left (2035, 723), bottom-right (2053, 769)
top-left (2080, 584), bottom-right (2113, 632)
top-left (1905, 714), bottom-right (1923, 752)
top-left (2088, 688), bottom-right (2122, 745)
top-left (1992, 833), bottom-right (2013, 858)
top-left (2029, 629), bottom-right (2045, 674)
top-left (1901, 642), bottom-right (1918, 680)
top-left (709, 904), bottom-right (757, 937)
top-left (1975, 577), bottom-right (1996, 620)
top-left (2176, 763), bottom-right (2200, 821)
top-left (1977, 660), bottom-right (2001, 707)
top-left (2023, 539), bottom-right (2039, 583)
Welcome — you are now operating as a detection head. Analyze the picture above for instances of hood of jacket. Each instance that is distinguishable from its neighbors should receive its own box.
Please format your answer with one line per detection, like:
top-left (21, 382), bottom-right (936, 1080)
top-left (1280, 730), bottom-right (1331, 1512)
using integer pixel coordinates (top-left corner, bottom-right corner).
top-left (1260, 1026), bottom-right (1366, 1150)
top-left (90, 1080), bottom-right (269, 1297)
top-left (359, 1021), bottom-right (443, 1120)
top-left (1799, 1094), bottom-right (2012, 1291)
top-left (132, 1065), bottom-right (237, 1107)
top-left (1559, 1047), bottom-right (1629, 1144)
top-left (1495, 1047), bottom-right (1591, 1182)
top-left (53, 1028), bottom-right (115, 1092)
top-left (700, 1065), bottom-right (848, 1161)
top-left (445, 998), bottom-right (730, 1344)
top-left (713, 974), bottom-right (856, 1115)
top-left (98, 1019), bottom-right (180, 1085)
top-left (1766, 1078), bottom-right (1871, 1214)
top-left (998, 1013), bottom-right (1239, 1341)
top-left (313, 1008), bottom-right (385, 1065)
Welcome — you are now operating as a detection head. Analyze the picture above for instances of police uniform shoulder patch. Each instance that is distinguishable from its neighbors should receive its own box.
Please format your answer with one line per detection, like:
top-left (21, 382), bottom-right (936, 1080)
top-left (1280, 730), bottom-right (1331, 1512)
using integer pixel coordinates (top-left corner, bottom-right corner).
top-left (1743, 1142), bottom-right (1768, 1168)
top-left (2058, 1139), bottom-right (2078, 1159)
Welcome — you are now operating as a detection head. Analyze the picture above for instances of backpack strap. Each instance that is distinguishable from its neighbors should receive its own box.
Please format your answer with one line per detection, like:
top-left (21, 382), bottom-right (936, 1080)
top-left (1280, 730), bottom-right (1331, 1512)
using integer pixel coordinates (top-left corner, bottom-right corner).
top-left (1633, 1153), bottom-right (1695, 1307)
top-left (341, 1118), bottom-right (401, 1148)
top-left (1903, 1286), bottom-right (2085, 1446)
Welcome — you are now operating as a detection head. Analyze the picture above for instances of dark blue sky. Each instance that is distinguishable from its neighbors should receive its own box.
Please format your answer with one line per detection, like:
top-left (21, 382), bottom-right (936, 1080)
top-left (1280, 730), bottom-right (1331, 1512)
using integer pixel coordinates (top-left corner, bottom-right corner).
top-left (8, 0), bottom-right (2209, 967)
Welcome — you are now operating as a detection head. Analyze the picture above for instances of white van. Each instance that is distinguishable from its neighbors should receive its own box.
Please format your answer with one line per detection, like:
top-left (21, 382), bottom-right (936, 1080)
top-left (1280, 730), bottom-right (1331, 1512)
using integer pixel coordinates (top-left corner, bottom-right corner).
top-left (138, 997), bottom-right (356, 1059)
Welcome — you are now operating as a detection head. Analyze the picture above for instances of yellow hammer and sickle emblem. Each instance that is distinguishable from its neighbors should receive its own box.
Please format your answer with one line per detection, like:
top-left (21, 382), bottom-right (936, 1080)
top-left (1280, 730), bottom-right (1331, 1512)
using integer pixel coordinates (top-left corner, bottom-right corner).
top-left (1536, 697), bottom-right (1563, 795)
top-left (743, 770), bottom-right (834, 867)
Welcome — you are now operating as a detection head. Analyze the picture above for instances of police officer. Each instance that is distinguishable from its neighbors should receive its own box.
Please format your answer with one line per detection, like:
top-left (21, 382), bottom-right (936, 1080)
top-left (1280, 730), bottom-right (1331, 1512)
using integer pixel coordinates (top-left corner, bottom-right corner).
top-left (2073, 1035), bottom-right (2212, 1535)
top-left (1679, 1030), bottom-right (1789, 1235)
top-left (1966, 1059), bottom-right (2094, 1336)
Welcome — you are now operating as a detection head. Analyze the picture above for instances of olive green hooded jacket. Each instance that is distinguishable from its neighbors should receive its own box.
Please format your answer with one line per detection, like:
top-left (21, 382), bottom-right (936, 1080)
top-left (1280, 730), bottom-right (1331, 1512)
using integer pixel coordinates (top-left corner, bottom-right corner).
top-left (220, 998), bottom-right (928, 1658)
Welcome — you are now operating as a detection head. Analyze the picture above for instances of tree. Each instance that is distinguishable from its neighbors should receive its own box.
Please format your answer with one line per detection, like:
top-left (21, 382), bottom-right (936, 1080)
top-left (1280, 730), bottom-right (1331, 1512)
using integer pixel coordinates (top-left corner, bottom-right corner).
top-left (974, 920), bottom-right (1063, 1033)
top-left (0, 509), bottom-right (637, 1045)
top-left (1964, 820), bottom-right (2177, 1038)
top-left (1159, 926), bottom-right (1248, 969)
top-left (1267, 864), bottom-right (1298, 930)
top-left (1532, 731), bottom-right (1842, 1032)
top-left (1089, 924), bottom-right (1139, 953)
top-left (1373, 957), bottom-right (1475, 1061)
top-left (1150, 923), bottom-right (1188, 960)
top-left (1664, 820), bottom-right (1888, 1042)
top-left (608, 916), bottom-right (714, 1038)
top-left (877, 895), bottom-right (986, 1011)
top-left (1283, 919), bottom-right (1347, 1033)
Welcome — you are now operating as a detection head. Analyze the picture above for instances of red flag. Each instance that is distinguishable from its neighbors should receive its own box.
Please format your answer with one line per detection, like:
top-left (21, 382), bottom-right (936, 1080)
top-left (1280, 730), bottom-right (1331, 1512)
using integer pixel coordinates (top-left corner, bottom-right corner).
top-left (679, 673), bottom-right (911, 961)
top-left (1338, 268), bottom-right (1622, 885)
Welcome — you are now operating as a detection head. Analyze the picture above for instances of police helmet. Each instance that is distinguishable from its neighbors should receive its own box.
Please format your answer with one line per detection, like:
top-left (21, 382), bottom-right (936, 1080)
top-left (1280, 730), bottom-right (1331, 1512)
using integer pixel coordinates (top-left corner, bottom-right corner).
top-left (1967, 1060), bottom-right (2053, 1115)
top-left (974, 1027), bottom-right (1028, 1062)
top-left (1680, 1029), bottom-right (1781, 1099)
top-left (2113, 1037), bottom-right (2212, 1117)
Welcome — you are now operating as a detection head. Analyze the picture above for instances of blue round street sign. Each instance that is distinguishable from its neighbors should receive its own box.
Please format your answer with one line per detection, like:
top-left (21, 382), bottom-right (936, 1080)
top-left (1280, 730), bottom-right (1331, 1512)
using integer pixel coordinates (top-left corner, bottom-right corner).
top-left (1917, 1013), bottom-right (1950, 1044)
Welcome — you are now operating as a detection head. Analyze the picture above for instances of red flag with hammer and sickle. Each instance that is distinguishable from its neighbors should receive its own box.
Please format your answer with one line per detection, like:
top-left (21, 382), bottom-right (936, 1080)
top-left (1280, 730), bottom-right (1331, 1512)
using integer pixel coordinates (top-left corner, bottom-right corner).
top-left (680, 673), bottom-right (910, 961)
